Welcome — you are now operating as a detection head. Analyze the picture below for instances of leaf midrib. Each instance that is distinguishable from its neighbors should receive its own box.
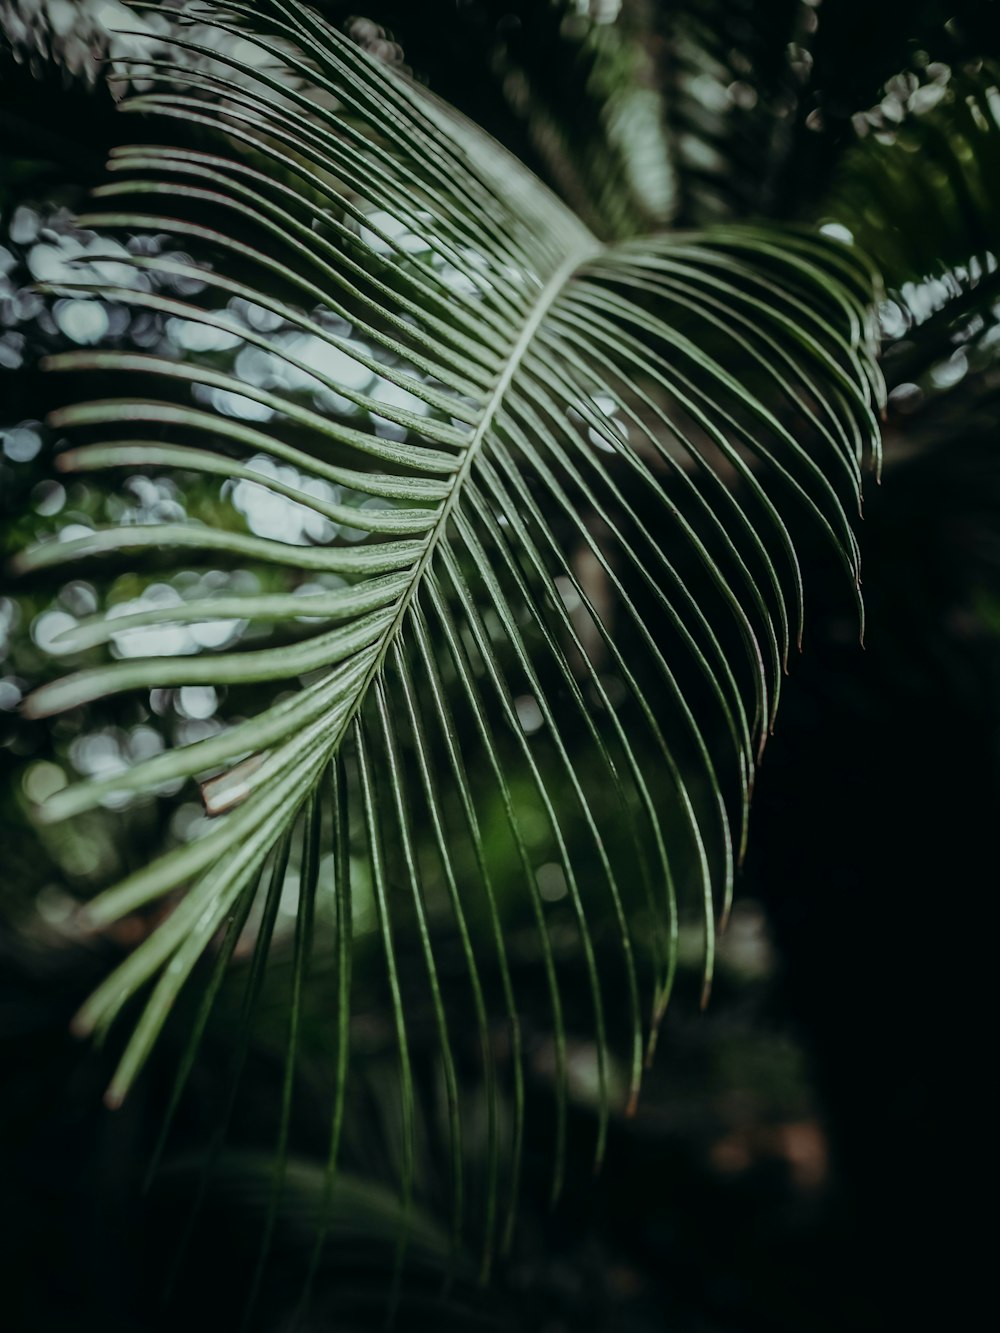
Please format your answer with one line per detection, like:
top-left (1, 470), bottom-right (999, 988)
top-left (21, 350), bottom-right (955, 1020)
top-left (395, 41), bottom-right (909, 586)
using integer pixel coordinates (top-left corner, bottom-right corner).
top-left (324, 241), bottom-right (601, 760)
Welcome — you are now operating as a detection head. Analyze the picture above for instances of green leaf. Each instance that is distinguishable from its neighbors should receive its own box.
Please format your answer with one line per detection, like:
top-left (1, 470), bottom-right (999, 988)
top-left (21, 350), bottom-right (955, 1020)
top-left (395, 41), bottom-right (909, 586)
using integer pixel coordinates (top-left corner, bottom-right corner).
top-left (13, 0), bottom-right (882, 1260)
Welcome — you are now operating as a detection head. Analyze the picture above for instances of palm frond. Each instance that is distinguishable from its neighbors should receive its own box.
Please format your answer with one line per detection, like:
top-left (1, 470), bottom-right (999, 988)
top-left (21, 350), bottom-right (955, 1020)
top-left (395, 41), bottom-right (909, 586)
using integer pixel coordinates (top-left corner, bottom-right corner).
top-left (817, 56), bottom-right (1000, 694)
top-left (825, 60), bottom-right (1000, 430)
top-left (9, 0), bottom-right (881, 1263)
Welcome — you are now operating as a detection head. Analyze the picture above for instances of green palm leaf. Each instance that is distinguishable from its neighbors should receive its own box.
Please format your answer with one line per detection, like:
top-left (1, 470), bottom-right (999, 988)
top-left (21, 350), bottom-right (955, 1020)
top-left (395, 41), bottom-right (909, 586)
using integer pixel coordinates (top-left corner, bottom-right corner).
top-left (825, 61), bottom-right (1000, 420)
top-left (11, 0), bottom-right (882, 1264)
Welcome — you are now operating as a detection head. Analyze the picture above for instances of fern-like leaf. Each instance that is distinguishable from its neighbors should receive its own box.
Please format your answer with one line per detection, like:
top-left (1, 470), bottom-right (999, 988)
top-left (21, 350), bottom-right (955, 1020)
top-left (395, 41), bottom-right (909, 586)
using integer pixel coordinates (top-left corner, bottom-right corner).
top-left (11, 0), bottom-right (882, 1266)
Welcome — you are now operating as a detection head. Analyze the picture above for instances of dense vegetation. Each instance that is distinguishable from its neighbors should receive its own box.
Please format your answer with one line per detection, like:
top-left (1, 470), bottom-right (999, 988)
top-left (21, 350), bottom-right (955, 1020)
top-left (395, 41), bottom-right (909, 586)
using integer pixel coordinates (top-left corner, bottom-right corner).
top-left (1, 2), bottom-right (997, 1329)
